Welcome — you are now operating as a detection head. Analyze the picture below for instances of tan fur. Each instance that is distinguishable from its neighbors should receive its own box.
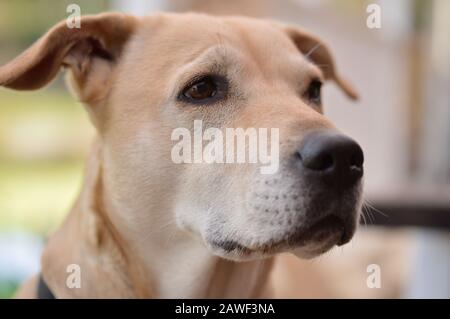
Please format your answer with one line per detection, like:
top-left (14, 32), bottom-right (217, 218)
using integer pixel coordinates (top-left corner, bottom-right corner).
top-left (0, 12), bottom-right (358, 298)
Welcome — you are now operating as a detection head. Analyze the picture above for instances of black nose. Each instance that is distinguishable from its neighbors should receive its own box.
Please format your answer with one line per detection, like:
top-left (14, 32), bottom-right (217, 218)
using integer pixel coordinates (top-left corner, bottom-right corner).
top-left (298, 131), bottom-right (364, 185)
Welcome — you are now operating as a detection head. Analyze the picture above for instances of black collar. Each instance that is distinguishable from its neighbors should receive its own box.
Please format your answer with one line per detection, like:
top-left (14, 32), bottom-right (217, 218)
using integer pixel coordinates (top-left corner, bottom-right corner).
top-left (37, 274), bottom-right (55, 299)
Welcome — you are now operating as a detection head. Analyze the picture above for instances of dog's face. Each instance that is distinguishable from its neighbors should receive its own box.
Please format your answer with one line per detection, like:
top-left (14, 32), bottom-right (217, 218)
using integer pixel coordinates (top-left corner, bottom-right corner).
top-left (0, 13), bottom-right (363, 261)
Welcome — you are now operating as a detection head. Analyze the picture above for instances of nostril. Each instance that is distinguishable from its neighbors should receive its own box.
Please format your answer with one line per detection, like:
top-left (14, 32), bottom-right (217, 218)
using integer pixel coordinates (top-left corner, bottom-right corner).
top-left (350, 154), bottom-right (362, 169)
top-left (349, 145), bottom-right (364, 170)
top-left (309, 153), bottom-right (333, 171)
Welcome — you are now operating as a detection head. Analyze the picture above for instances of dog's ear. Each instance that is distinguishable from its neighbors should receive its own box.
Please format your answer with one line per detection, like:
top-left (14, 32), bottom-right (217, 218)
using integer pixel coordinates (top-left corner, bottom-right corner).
top-left (284, 26), bottom-right (358, 100)
top-left (0, 12), bottom-right (137, 103)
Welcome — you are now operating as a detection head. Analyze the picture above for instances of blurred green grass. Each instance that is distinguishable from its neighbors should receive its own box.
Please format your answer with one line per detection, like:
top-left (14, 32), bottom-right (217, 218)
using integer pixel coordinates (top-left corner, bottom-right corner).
top-left (0, 87), bottom-right (93, 234)
top-left (0, 160), bottom-right (82, 233)
top-left (0, 280), bottom-right (17, 299)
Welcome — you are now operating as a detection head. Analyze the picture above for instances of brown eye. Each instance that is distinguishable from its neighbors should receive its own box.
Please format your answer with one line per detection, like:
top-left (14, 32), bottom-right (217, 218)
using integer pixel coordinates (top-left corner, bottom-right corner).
top-left (182, 76), bottom-right (217, 101)
top-left (305, 79), bottom-right (322, 105)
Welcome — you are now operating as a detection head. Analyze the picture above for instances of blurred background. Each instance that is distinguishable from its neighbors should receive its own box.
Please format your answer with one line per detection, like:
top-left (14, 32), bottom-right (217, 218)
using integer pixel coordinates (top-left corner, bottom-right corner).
top-left (0, 0), bottom-right (448, 298)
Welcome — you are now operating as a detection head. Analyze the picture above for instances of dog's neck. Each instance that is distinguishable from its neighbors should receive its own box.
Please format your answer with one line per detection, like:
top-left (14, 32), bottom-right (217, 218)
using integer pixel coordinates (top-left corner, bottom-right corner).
top-left (129, 232), bottom-right (274, 298)
top-left (41, 142), bottom-right (273, 298)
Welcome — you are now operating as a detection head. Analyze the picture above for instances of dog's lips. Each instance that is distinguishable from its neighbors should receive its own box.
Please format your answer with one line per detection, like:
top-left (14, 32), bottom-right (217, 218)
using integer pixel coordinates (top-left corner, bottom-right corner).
top-left (210, 215), bottom-right (353, 257)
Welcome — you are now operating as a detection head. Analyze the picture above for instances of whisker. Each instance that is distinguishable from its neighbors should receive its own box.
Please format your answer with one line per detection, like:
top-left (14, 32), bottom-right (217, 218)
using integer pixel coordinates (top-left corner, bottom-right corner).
top-left (304, 43), bottom-right (321, 59)
top-left (366, 204), bottom-right (375, 224)
top-left (360, 206), bottom-right (368, 227)
top-left (362, 203), bottom-right (375, 224)
top-left (365, 199), bottom-right (388, 217)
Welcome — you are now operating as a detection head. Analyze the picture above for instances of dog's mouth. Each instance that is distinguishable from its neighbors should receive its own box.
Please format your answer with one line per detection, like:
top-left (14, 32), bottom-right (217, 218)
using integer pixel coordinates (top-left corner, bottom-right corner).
top-left (210, 214), bottom-right (354, 258)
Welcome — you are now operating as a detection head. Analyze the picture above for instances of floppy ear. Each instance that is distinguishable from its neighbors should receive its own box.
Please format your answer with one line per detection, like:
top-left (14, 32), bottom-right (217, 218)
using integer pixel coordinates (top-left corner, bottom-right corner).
top-left (0, 12), bottom-right (137, 103)
top-left (284, 26), bottom-right (359, 100)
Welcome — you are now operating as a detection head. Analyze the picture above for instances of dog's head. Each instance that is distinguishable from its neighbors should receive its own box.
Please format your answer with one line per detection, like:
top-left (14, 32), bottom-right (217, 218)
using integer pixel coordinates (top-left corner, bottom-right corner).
top-left (0, 12), bottom-right (363, 261)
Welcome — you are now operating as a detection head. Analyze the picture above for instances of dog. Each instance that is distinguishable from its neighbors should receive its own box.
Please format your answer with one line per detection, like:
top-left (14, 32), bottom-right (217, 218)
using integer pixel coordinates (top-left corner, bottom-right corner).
top-left (0, 12), bottom-right (363, 298)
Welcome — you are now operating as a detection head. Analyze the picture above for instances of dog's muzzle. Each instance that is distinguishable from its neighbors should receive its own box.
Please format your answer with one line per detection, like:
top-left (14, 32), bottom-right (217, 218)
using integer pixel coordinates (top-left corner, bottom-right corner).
top-left (292, 129), bottom-right (364, 246)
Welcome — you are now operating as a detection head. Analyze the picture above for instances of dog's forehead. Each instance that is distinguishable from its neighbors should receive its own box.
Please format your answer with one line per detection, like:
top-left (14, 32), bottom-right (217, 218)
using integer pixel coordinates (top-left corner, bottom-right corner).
top-left (136, 13), bottom-right (300, 64)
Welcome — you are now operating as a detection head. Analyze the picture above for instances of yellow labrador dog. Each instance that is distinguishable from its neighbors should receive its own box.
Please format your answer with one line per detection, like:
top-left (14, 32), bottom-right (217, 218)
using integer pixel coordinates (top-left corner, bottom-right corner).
top-left (0, 12), bottom-right (363, 298)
